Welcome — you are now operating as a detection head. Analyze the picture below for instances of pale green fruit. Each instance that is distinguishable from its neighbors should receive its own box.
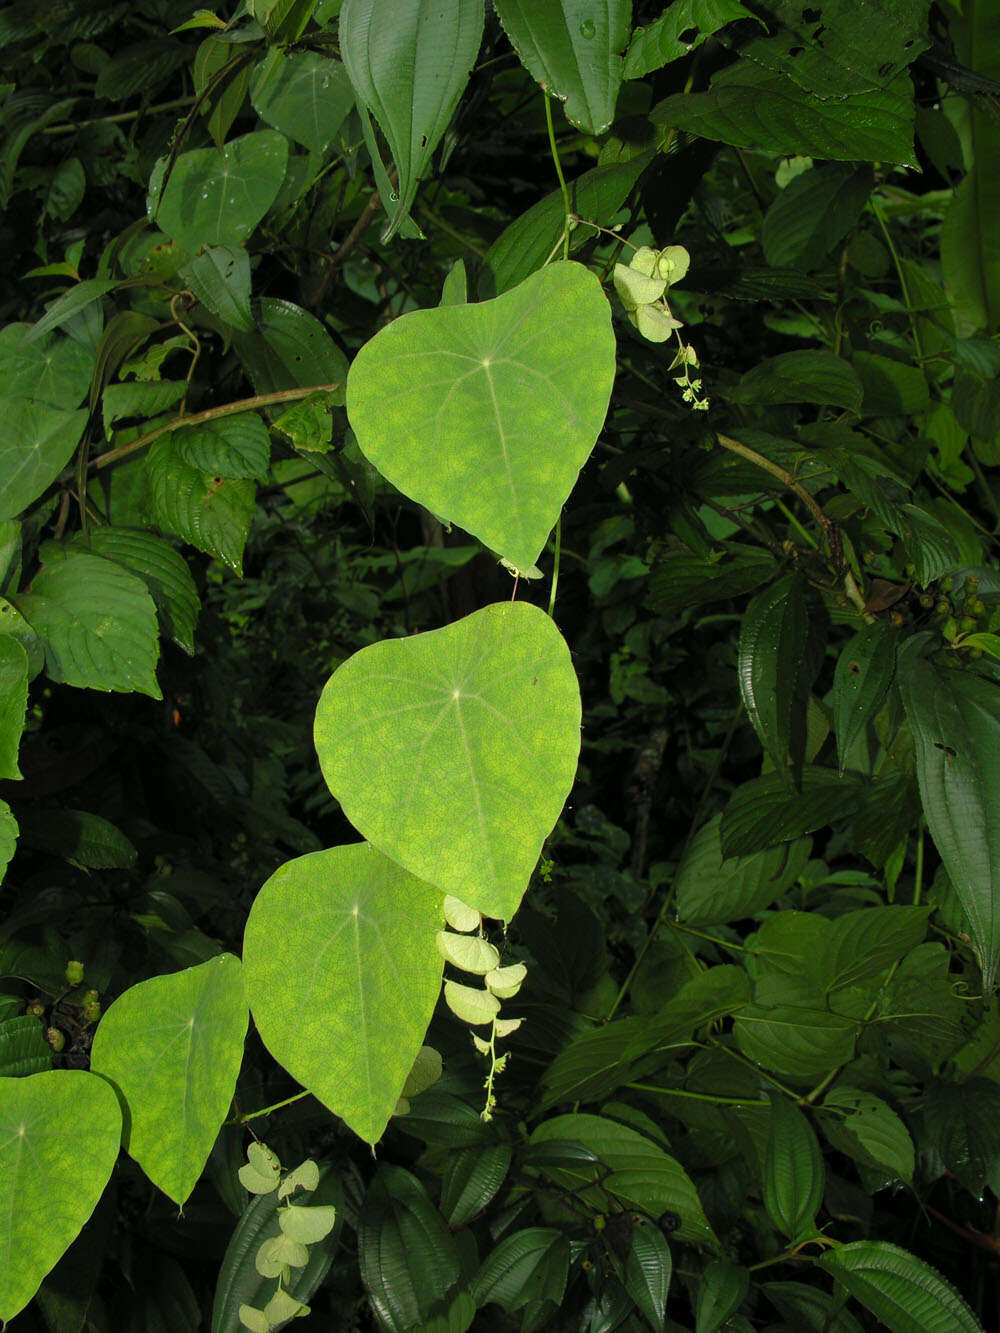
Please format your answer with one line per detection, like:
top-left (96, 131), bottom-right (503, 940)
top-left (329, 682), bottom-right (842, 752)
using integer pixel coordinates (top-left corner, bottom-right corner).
top-left (436, 930), bottom-right (500, 974)
top-left (484, 962), bottom-right (527, 999)
top-left (613, 262), bottom-right (667, 312)
top-left (443, 894), bottom-right (482, 932)
top-left (444, 980), bottom-right (501, 1025)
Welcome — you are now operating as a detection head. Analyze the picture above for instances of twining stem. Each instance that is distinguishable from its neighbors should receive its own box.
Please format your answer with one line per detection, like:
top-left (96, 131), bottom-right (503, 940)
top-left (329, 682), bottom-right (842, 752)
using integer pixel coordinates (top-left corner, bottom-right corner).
top-left (226, 1089), bottom-right (311, 1126)
top-left (625, 1082), bottom-right (770, 1108)
top-left (544, 95), bottom-right (572, 261)
top-left (89, 382), bottom-right (342, 471)
top-left (42, 96), bottom-right (197, 136)
top-left (716, 433), bottom-right (832, 540)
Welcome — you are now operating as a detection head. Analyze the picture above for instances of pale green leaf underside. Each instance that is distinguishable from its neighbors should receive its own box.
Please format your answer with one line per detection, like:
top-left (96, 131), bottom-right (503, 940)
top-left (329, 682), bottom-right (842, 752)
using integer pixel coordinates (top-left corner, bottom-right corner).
top-left (0, 1070), bottom-right (121, 1323)
top-left (242, 842), bottom-right (443, 1145)
top-left (90, 953), bottom-right (248, 1206)
top-left (346, 261), bottom-right (615, 571)
top-left (313, 601), bottom-right (581, 920)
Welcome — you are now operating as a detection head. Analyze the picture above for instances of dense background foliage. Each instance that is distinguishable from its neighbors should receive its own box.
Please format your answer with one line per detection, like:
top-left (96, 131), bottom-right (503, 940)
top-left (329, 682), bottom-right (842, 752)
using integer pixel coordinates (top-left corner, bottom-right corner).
top-left (2, 0), bottom-right (1000, 1329)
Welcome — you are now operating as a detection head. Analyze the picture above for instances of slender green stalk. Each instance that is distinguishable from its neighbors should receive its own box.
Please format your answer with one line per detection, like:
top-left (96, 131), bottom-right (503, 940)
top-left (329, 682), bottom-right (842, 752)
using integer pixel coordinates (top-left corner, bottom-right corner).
top-left (544, 95), bottom-right (572, 261)
top-left (626, 1082), bottom-right (770, 1108)
top-left (547, 515), bottom-right (562, 618)
top-left (227, 1089), bottom-right (311, 1126)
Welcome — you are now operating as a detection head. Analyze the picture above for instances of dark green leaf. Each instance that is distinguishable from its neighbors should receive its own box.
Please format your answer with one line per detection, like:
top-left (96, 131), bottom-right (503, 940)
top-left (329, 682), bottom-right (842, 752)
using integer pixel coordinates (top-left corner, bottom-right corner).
top-left (16, 808), bottom-right (136, 868)
top-left (0, 635), bottom-right (27, 779)
top-left (338, 0), bottom-right (484, 240)
top-left (13, 553), bottom-right (160, 697)
top-left (250, 50), bottom-right (355, 154)
top-left (234, 298), bottom-right (348, 394)
top-left (179, 246), bottom-right (254, 333)
top-left (101, 379), bottom-right (185, 438)
top-left (0, 401), bottom-right (87, 521)
top-left (472, 1228), bottom-right (569, 1313)
top-left (822, 1086), bottom-right (914, 1187)
top-left (696, 1260), bottom-right (750, 1333)
top-left (897, 638), bottom-right (1000, 988)
top-left (922, 1078), bottom-right (1000, 1196)
top-left (174, 413), bottom-right (270, 481)
top-left (763, 1095), bottom-right (824, 1240)
top-left (644, 543), bottom-right (778, 618)
top-left (147, 437), bottom-right (255, 574)
top-left (492, 0), bottom-right (630, 134)
top-left (0, 324), bottom-right (93, 409)
top-left (439, 1144), bottom-right (511, 1227)
top-left (818, 1241), bottom-right (984, 1333)
top-left (624, 1221), bottom-right (671, 1327)
top-left (738, 572), bottom-right (809, 781)
top-left (0, 801), bottom-right (18, 887)
top-left (734, 997), bottom-right (857, 1085)
top-left (675, 814), bottom-right (810, 925)
top-left (733, 350), bottom-right (863, 412)
top-left (625, 0), bottom-right (755, 79)
top-left (763, 1281), bottom-right (864, 1332)
top-left (762, 165), bottom-right (873, 271)
top-left (821, 906), bottom-right (930, 994)
top-left (832, 620), bottom-right (897, 774)
top-left (0, 1016), bottom-right (51, 1077)
top-left (721, 768), bottom-right (868, 857)
top-left (24, 279), bottom-right (119, 345)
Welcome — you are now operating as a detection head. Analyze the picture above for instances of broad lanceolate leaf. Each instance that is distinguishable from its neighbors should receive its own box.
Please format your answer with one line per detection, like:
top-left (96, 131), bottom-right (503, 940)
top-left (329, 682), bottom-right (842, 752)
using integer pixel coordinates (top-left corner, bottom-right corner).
top-left (234, 297), bottom-right (348, 394)
top-left (358, 1165), bottom-right (461, 1329)
top-left (0, 400), bottom-right (87, 521)
top-left (90, 954), bottom-right (247, 1206)
top-left (493, 0), bottom-right (630, 134)
top-left (147, 436), bottom-right (255, 574)
top-left (174, 412), bottom-right (270, 481)
top-left (651, 65), bottom-right (915, 165)
top-left (440, 1144), bottom-right (511, 1227)
top-left (13, 553), bottom-right (161, 698)
top-left (624, 1220), bottom-right (671, 1328)
top-left (721, 767), bottom-right (868, 857)
top-left (697, 1261), bottom-right (750, 1333)
top-left (243, 843), bottom-right (443, 1144)
top-left (762, 164), bottom-right (873, 271)
top-left (897, 639), bottom-right (1000, 989)
top-left (250, 50), bottom-right (355, 154)
top-left (71, 527), bottom-right (200, 655)
top-left (0, 1070), bottom-right (121, 1323)
top-left (822, 1086), bottom-right (915, 1187)
top-left (763, 1095), bottom-right (824, 1240)
top-left (347, 261), bottom-right (615, 571)
top-left (149, 131), bottom-right (289, 253)
top-left (832, 620), bottom-right (897, 774)
top-left (529, 1113), bottom-right (717, 1246)
top-left (338, 0), bottom-right (485, 241)
top-left (738, 573), bottom-right (809, 782)
top-left (472, 1227), bottom-right (569, 1313)
top-left (675, 813), bottom-right (809, 925)
top-left (733, 350), bottom-right (863, 412)
top-left (179, 246), bottom-right (254, 333)
top-left (818, 1241), bottom-right (985, 1333)
top-left (314, 601), bottom-right (581, 920)
top-left (625, 0), bottom-right (755, 79)
top-left (0, 635), bottom-right (27, 779)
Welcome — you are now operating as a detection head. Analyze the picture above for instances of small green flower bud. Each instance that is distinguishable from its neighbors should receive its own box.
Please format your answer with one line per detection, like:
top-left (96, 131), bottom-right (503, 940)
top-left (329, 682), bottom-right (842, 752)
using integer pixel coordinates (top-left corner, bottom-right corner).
top-left (942, 617), bottom-right (959, 641)
top-left (65, 960), bottom-right (84, 986)
top-left (940, 576), bottom-right (954, 592)
top-left (960, 616), bottom-right (978, 633)
top-left (26, 1001), bottom-right (45, 1018)
top-left (969, 598), bottom-right (986, 617)
top-left (934, 600), bottom-right (951, 616)
top-left (964, 575), bottom-right (980, 594)
top-left (918, 593), bottom-right (935, 609)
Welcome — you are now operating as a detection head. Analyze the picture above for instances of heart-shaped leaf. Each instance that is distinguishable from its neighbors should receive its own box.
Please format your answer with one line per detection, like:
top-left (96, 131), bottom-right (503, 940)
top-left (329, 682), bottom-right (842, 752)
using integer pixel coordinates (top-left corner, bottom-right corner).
top-left (242, 842), bottom-right (444, 1145)
top-left (313, 600), bottom-right (581, 919)
top-left (346, 261), bottom-right (615, 572)
top-left (90, 953), bottom-right (248, 1206)
top-left (0, 1070), bottom-right (121, 1323)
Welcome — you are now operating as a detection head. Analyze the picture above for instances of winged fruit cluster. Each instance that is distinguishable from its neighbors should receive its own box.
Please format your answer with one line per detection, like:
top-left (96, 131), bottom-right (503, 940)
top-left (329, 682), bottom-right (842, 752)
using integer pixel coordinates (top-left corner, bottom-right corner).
top-left (612, 243), bottom-right (708, 411)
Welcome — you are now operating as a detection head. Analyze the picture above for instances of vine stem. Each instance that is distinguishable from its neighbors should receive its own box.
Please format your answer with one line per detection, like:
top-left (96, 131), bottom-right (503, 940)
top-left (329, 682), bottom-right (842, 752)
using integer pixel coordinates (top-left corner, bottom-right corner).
top-left (625, 1082), bottom-right (770, 1108)
top-left (544, 95), bottom-right (572, 261)
top-left (89, 382), bottom-right (342, 471)
top-left (42, 95), bottom-right (196, 136)
top-left (547, 515), bottom-right (562, 618)
top-left (226, 1089), bottom-right (311, 1126)
top-left (715, 433), bottom-right (831, 540)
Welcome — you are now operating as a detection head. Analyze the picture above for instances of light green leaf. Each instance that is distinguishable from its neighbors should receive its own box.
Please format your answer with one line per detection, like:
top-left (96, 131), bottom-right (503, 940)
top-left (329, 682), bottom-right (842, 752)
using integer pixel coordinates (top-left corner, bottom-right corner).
top-left (493, 0), bottom-right (630, 135)
top-left (147, 436), bottom-right (255, 574)
top-left (13, 553), bottom-right (161, 698)
top-left (652, 66), bottom-right (915, 165)
top-left (818, 1241), bottom-right (984, 1333)
top-left (70, 527), bottom-right (200, 655)
top-left (0, 324), bottom-right (93, 408)
top-left (529, 1113), bottom-right (718, 1246)
top-left (676, 814), bottom-right (810, 926)
top-left (762, 164), bottom-right (873, 271)
top-left (0, 1070), bottom-right (121, 1323)
top-left (90, 954), bottom-right (248, 1206)
top-left (180, 246), bottom-right (254, 333)
top-left (278, 1158), bottom-right (320, 1199)
top-left (443, 979), bottom-right (500, 1025)
top-left (0, 799), bottom-right (17, 886)
top-left (272, 393), bottom-right (336, 452)
top-left (763, 1095), bottom-right (824, 1240)
top-left (238, 1142), bottom-right (280, 1194)
top-left (234, 297), bottom-right (348, 394)
top-left (338, 0), bottom-right (484, 241)
top-left (149, 131), bottom-right (289, 253)
top-left (213, 1164), bottom-right (343, 1333)
top-left (278, 1203), bottom-right (337, 1244)
top-left (0, 636), bottom-right (27, 780)
top-left (898, 639), bottom-right (1000, 989)
top-left (347, 261), bottom-right (615, 571)
top-left (174, 413), bottom-right (270, 481)
top-left (243, 842), bottom-right (443, 1145)
top-left (314, 601), bottom-right (581, 920)
top-left (832, 620), bottom-right (897, 774)
top-left (0, 400), bottom-right (87, 521)
top-left (250, 50), bottom-right (355, 153)
top-left (435, 931), bottom-right (500, 974)
top-left (733, 350), bottom-right (863, 412)
top-left (625, 0), bottom-right (755, 79)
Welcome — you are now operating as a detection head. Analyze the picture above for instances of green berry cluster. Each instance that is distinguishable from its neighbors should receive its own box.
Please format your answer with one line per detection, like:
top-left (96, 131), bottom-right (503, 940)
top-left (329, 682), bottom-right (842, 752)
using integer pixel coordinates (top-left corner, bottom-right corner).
top-left (925, 574), bottom-right (1000, 662)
